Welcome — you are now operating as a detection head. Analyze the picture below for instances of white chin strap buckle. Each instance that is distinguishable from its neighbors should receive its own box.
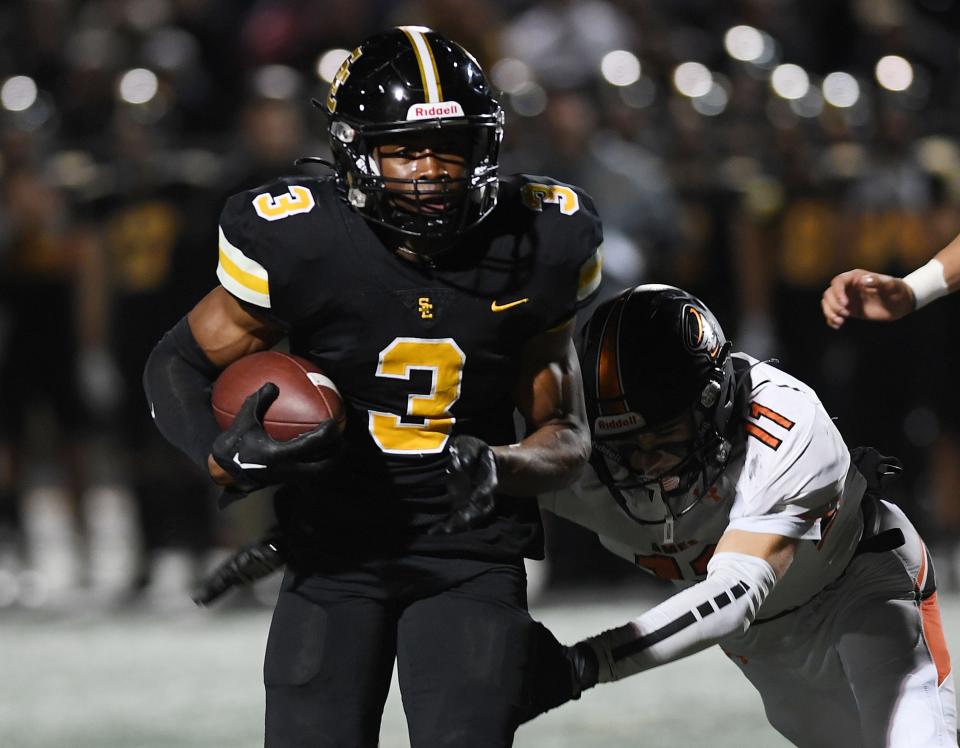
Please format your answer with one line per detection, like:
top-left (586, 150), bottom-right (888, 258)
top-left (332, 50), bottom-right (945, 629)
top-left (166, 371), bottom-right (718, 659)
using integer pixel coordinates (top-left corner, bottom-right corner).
top-left (348, 187), bottom-right (367, 208)
top-left (331, 120), bottom-right (356, 143)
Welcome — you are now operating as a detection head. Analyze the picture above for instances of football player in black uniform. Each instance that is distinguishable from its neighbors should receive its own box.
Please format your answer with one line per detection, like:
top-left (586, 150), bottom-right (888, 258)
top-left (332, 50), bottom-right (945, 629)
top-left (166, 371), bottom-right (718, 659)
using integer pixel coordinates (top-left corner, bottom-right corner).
top-left (143, 27), bottom-right (602, 747)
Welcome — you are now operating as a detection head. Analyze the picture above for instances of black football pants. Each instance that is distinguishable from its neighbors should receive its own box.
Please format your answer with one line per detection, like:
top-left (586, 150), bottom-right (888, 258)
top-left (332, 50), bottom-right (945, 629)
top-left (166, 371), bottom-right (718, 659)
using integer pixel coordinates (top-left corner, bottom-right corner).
top-left (263, 556), bottom-right (535, 747)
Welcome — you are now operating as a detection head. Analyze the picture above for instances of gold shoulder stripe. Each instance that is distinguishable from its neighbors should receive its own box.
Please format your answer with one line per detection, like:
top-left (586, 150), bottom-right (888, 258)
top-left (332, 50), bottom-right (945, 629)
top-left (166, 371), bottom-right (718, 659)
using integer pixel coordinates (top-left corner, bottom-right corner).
top-left (217, 226), bottom-right (271, 308)
top-left (399, 26), bottom-right (443, 103)
top-left (218, 247), bottom-right (268, 295)
top-left (576, 247), bottom-right (603, 301)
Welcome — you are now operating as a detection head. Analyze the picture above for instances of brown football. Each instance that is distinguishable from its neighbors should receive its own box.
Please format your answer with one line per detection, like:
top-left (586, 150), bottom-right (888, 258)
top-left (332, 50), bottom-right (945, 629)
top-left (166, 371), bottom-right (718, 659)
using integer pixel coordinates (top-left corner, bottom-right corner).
top-left (212, 351), bottom-right (345, 441)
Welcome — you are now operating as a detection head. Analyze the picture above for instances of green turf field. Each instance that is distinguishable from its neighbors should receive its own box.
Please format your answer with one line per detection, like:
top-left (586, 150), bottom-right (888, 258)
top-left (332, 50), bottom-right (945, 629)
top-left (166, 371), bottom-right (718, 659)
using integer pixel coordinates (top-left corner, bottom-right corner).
top-left (4, 587), bottom-right (956, 748)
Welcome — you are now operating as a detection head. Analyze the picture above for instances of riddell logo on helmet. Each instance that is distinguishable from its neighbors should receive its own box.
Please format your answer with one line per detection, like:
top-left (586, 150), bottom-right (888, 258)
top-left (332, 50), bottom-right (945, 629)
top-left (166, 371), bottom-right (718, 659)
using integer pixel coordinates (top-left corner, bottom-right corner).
top-left (595, 412), bottom-right (646, 436)
top-left (406, 101), bottom-right (465, 120)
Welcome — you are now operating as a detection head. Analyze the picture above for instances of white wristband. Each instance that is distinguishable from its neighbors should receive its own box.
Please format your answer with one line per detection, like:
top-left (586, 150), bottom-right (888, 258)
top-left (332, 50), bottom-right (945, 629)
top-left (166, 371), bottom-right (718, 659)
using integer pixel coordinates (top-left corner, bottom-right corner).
top-left (903, 259), bottom-right (948, 310)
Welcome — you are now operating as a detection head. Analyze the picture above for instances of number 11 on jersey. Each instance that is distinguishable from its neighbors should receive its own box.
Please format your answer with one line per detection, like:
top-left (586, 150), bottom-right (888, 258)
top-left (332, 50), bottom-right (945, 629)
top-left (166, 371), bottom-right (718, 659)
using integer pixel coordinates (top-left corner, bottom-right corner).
top-left (369, 337), bottom-right (466, 455)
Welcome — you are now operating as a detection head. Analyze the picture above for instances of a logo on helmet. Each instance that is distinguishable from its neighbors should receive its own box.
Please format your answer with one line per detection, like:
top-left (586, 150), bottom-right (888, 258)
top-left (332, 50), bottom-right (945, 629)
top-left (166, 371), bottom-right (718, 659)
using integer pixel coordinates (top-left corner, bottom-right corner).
top-left (682, 304), bottom-right (721, 360)
top-left (326, 47), bottom-right (363, 114)
top-left (595, 411), bottom-right (647, 436)
top-left (406, 101), bottom-right (465, 120)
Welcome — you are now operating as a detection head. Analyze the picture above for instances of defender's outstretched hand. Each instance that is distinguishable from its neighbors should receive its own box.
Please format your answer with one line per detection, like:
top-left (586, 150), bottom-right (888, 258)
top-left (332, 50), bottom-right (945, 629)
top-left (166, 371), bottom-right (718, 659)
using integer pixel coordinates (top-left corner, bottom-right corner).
top-left (821, 269), bottom-right (914, 329)
top-left (518, 623), bottom-right (599, 724)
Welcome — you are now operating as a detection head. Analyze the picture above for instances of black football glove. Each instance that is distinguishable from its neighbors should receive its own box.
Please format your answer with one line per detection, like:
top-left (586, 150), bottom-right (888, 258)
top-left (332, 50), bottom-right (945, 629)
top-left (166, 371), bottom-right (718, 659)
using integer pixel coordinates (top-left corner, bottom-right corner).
top-left (211, 383), bottom-right (341, 494)
top-left (518, 622), bottom-right (599, 724)
top-left (191, 527), bottom-right (286, 606)
top-left (428, 435), bottom-right (499, 535)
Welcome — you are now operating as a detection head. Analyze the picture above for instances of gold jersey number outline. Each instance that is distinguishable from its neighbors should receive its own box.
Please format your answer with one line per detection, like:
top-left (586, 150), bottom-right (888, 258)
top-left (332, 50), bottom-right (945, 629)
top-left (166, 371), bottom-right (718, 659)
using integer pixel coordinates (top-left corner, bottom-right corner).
top-left (252, 186), bottom-right (316, 222)
top-left (520, 183), bottom-right (580, 215)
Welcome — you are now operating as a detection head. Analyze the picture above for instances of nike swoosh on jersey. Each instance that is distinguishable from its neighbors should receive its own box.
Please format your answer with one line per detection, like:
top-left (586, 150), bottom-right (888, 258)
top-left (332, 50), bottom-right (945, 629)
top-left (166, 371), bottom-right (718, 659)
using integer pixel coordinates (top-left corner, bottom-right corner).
top-left (233, 452), bottom-right (268, 470)
top-left (490, 298), bottom-right (530, 312)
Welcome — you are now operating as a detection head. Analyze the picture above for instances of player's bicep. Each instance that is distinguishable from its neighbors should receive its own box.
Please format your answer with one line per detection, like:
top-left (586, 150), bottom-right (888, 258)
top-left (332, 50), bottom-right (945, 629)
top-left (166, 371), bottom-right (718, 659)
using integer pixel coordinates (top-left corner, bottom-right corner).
top-left (512, 321), bottom-right (588, 432)
top-left (187, 287), bottom-right (284, 368)
top-left (716, 529), bottom-right (798, 579)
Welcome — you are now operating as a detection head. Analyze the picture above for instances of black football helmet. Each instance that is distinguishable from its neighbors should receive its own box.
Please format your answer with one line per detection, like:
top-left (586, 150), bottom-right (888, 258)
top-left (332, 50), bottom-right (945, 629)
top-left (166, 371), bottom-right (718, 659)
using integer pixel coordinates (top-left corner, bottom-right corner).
top-left (324, 27), bottom-right (503, 239)
top-left (579, 284), bottom-right (736, 524)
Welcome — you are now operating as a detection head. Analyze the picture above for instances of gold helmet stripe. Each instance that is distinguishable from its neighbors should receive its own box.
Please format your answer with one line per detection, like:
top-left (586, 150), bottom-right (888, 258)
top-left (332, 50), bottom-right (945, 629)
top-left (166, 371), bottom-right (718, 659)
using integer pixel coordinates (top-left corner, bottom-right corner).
top-left (399, 26), bottom-right (443, 103)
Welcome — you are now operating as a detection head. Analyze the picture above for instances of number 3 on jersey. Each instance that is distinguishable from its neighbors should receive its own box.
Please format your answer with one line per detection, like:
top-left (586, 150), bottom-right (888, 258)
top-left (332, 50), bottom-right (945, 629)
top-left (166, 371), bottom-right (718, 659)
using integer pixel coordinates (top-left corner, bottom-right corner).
top-left (521, 183), bottom-right (580, 215)
top-left (369, 338), bottom-right (466, 455)
top-left (252, 185), bottom-right (316, 221)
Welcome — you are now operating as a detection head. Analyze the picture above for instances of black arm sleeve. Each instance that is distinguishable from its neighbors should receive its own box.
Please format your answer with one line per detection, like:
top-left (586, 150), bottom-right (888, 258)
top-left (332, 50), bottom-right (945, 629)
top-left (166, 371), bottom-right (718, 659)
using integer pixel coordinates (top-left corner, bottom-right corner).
top-left (143, 316), bottom-right (223, 474)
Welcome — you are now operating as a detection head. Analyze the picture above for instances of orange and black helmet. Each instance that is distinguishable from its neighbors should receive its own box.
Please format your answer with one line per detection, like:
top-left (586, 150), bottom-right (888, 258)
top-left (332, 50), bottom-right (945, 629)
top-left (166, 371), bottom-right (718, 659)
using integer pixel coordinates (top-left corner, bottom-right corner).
top-left (580, 284), bottom-right (735, 442)
top-left (579, 284), bottom-right (737, 521)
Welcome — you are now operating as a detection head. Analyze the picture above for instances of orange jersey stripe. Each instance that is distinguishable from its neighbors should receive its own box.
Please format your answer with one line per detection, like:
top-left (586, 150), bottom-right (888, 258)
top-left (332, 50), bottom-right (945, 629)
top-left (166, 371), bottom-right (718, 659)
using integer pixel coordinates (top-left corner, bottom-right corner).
top-left (919, 592), bottom-right (952, 686)
top-left (633, 553), bottom-right (683, 580)
top-left (690, 544), bottom-right (718, 577)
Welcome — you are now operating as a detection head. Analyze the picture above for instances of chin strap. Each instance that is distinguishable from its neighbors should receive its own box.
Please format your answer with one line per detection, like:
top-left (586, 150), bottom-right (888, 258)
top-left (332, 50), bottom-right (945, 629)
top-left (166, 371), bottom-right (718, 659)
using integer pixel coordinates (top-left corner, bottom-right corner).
top-left (293, 156), bottom-right (336, 170)
top-left (393, 245), bottom-right (438, 267)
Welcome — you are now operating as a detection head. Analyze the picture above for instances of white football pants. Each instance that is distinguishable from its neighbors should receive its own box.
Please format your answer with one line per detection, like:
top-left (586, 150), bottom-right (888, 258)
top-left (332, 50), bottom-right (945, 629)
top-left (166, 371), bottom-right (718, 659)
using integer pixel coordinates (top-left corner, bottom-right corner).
top-left (721, 501), bottom-right (957, 747)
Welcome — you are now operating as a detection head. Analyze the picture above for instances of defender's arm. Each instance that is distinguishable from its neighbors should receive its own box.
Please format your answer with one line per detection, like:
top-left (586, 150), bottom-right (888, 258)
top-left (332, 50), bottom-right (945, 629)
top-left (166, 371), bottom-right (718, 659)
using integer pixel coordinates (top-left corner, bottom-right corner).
top-left (584, 530), bottom-right (794, 683)
top-left (429, 320), bottom-right (591, 535)
top-left (521, 530), bottom-right (795, 724)
top-left (494, 319), bottom-right (592, 496)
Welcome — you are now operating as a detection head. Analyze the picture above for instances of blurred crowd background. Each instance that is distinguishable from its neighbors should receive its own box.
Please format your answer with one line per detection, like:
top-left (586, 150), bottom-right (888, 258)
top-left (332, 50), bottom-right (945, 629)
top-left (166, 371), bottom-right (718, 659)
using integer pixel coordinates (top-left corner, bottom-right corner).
top-left (2, 0), bottom-right (960, 611)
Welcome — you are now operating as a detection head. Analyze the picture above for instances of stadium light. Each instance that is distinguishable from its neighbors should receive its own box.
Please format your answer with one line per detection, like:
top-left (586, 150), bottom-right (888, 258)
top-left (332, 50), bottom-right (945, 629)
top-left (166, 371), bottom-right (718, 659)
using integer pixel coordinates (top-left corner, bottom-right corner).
top-left (509, 82), bottom-right (547, 117)
top-left (724, 26), bottom-right (765, 62)
top-left (749, 32), bottom-right (778, 68)
top-left (601, 50), bottom-right (641, 87)
top-left (789, 86), bottom-right (824, 118)
top-left (491, 58), bottom-right (532, 95)
top-left (673, 62), bottom-right (712, 98)
top-left (875, 55), bottom-right (913, 92)
top-left (822, 72), bottom-right (859, 108)
top-left (620, 77), bottom-right (656, 109)
top-left (118, 68), bottom-right (158, 105)
top-left (770, 64), bottom-right (809, 100)
top-left (1, 76), bottom-right (38, 112)
top-left (252, 65), bottom-right (300, 100)
top-left (691, 82), bottom-right (728, 116)
top-left (317, 49), bottom-right (350, 83)
top-left (145, 28), bottom-right (199, 73)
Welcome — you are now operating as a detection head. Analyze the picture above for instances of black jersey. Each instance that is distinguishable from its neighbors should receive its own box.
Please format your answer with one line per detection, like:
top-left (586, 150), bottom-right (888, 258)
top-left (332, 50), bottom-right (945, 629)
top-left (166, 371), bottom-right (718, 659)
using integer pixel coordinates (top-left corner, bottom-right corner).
top-left (217, 174), bottom-right (603, 561)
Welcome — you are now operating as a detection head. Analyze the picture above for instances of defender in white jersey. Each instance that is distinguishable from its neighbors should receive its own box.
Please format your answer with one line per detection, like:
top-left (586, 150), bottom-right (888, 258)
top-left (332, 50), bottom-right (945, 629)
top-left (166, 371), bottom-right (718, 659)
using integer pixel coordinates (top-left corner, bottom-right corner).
top-left (526, 285), bottom-right (956, 748)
